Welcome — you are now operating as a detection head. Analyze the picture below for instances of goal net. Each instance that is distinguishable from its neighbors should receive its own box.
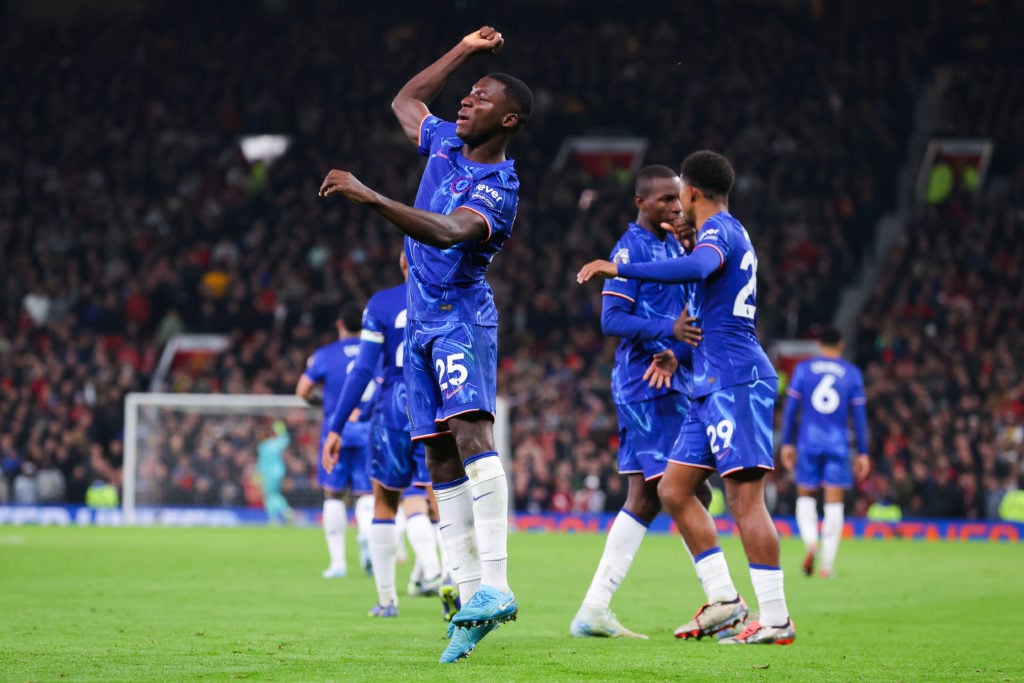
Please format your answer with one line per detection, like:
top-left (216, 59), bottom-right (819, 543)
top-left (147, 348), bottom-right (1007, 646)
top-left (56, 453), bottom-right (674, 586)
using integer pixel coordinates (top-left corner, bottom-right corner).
top-left (122, 393), bottom-right (322, 525)
top-left (122, 393), bottom-right (511, 525)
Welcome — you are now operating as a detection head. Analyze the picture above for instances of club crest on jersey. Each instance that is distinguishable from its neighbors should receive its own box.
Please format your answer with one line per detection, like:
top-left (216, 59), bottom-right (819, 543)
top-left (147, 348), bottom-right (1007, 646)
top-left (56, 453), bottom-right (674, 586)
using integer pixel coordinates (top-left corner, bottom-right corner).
top-left (612, 248), bottom-right (630, 281)
top-left (450, 177), bottom-right (473, 194)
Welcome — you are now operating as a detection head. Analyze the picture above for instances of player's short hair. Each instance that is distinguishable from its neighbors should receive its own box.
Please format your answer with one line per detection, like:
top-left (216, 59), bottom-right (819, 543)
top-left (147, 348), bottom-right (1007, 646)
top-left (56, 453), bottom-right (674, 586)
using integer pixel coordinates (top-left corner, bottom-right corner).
top-left (635, 164), bottom-right (678, 196)
top-left (337, 303), bottom-right (363, 333)
top-left (680, 150), bottom-right (735, 200)
top-left (819, 326), bottom-right (843, 347)
top-left (488, 72), bottom-right (533, 131)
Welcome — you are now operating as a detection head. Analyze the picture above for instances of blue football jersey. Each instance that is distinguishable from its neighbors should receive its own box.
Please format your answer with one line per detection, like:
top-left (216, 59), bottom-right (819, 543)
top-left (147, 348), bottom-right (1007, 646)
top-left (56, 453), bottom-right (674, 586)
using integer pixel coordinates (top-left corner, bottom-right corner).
top-left (603, 223), bottom-right (690, 404)
top-left (360, 282), bottom-right (413, 431)
top-left (406, 115), bottom-right (520, 326)
top-left (784, 356), bottom-right (867, 457)
top-left (688, 211), bottom-right (776, 397)
top-left (303, 338), bottom-right (376, 438)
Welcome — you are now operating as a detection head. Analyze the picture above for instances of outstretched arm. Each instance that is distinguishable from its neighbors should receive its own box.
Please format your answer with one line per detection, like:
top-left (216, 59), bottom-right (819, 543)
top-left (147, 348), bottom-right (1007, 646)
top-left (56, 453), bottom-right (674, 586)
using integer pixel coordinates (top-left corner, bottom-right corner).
top-left (319, 170), bottom-right (488, 247)
top-left (577, 246), bottom-right (721, 285)
top-left (392, 27), bottom-right (504, 145)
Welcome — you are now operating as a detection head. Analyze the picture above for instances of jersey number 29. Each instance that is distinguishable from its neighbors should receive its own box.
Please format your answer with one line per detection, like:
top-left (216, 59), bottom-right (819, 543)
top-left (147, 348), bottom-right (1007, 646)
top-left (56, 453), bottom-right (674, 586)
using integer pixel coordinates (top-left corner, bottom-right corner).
top-left (732, 251), bottom-right (758, 320)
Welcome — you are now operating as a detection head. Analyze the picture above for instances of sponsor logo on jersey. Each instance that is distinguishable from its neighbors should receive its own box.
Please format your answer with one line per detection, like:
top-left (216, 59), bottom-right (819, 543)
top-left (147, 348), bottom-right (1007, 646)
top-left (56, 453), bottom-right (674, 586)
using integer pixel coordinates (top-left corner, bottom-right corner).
top-left (470, 183), bottom-right (502, 208)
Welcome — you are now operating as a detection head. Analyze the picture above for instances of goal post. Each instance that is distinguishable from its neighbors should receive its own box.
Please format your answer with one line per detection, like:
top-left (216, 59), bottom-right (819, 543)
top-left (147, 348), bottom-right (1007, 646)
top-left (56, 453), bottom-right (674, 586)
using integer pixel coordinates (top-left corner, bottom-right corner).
top-left (122, 393), bottom-right (320, 525)
top-left (122, 392), bottom-right (511, 526)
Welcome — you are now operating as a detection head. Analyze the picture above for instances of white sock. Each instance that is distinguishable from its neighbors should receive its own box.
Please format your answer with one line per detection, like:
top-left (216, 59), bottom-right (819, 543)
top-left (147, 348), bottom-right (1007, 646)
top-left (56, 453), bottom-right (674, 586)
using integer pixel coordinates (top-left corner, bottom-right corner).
top-left (693, 547), bottom-right (738, 603)
top-left (394, 507), bottom-right (408, 563)
top-left (322, 498), bottom-right (347, 570)
top-left (750, 565), bottom-right (789, 626)
top-left (434, 520), bottom-right (454, 579)
top-left (355, 494), bottom-right (374, 544)
top-left (369, 519), bottom-right (398, 606)
top-left (406, 512), bottom-right (442, 581)
top-left (795, 495), bottom-right (819, 552)
top-left (434, 477), bottom-right (482, 602)
top-left (821, 502), bottom-right (844, 572)
top-left (465, 452), bottom-right (510, 593)
top-left (582, 510), bottom-right (647, 610)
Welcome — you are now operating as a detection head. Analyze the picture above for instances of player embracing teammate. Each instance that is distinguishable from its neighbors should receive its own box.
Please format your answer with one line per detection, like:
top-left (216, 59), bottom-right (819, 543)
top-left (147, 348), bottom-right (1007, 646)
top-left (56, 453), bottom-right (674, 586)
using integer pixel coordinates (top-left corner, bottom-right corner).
top-left (318, 21), bottom-right (793, 658)
top-left (579, 151), bottom-right (795, 645)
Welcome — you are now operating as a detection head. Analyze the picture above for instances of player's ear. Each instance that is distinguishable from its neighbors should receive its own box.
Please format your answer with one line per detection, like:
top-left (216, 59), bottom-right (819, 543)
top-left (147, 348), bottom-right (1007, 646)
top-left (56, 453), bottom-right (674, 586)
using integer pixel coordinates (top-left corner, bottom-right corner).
top-left (502, 112), bottom-right (519, 129)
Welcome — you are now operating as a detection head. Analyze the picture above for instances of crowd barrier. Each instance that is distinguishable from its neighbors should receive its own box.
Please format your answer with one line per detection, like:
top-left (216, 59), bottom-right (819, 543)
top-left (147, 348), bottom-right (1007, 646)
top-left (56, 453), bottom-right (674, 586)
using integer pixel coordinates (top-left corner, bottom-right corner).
top-left (1, 505), bottom-right (1021, 541)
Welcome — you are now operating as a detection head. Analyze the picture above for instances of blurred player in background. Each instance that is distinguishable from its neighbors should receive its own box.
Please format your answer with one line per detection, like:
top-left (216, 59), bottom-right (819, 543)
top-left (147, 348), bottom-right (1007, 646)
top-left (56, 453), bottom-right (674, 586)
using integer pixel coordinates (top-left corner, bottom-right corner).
top-left (296, 304), bottom-right (377, 578)
top-left (320, 25), bottom-right (532, 663)
top-left (324, 254), bottom-right (448, 619)
top-left (780, 326), bottom-right (869, 578)
top-left (578, 150), bottom-right (795, 645)
top-left (570, 165), bottom-right (703, 639)
top-left (256, 419), bottom-right (294, 525)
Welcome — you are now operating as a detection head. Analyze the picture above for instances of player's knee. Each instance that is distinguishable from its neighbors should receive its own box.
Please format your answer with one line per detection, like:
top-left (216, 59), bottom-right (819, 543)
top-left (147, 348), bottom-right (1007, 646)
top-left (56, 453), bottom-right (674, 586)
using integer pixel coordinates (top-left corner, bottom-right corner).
top-left (448, 414), bottom-right (494, 457)
top-left (657, 476), bottom-right (685, 512)
top-left (724, 481), bottom-right (768, 522)
top-left (451, 426), bottom-right (494, 459)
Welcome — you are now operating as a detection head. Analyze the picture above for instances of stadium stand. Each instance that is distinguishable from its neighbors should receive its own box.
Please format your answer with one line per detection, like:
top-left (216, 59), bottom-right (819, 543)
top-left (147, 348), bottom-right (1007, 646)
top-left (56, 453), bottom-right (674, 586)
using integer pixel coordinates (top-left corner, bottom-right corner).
top-left (0, 0), bottom-right (1019, 518)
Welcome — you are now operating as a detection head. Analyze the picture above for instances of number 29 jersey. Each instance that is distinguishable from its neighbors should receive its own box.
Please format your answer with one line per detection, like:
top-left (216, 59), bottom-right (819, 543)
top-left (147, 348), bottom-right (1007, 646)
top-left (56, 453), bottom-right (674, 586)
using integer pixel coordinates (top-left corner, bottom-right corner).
top-left (690, 211), bottom-right (776, 398)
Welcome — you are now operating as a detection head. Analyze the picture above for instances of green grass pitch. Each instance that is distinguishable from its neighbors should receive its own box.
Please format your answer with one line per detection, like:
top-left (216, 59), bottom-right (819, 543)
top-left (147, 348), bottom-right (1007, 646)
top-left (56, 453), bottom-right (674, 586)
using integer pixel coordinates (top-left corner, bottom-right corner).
top-left (1, 526), bottom-right (1021, 681)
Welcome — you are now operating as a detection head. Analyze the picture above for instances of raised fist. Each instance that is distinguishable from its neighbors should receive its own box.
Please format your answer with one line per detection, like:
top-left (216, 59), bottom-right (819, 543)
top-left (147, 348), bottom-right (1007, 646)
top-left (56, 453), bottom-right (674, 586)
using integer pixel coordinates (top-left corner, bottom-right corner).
top-left (461, 26), bottom-right (504, 55)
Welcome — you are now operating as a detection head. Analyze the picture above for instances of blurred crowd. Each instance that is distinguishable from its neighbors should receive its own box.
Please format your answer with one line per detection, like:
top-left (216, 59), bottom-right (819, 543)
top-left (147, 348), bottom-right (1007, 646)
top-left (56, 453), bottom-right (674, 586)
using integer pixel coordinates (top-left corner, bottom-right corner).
top-left (1, 0), bottom-right (1020, 519)
top-left (851, 48), bottom-right (1024, 520)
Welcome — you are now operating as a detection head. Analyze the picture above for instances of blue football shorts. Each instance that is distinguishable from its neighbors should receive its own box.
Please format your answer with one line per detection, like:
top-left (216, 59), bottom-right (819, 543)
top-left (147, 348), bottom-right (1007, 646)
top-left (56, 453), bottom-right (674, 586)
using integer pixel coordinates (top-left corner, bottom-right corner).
top-left (317, 421), bottom-right (371, 494)
top-left (405, 319), bottom-right (497, 441)
top-left (616, 392), bottom-right (690, 480)
top-left (669, 377), bottom-right (778, 477)
top-left (796, 449), bottom-right (854, 489)
top-left (370, 421), bottom-right (426, 492)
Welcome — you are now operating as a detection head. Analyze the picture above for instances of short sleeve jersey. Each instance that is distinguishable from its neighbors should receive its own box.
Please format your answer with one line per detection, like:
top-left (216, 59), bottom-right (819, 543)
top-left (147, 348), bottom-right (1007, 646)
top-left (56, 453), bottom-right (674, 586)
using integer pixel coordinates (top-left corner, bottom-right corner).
top-left (303, 338), bottom-right (376, 438)
top-left (786, 356), bottom-right (867, 456)
top-left (360, 282), bottom-right (413, 431)
top-left (406, 115), bottom-right (520, 326)
top-left (688, 211), bottom-right (777, 397)
top-left (603, 223), bottom-right (691, 404)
